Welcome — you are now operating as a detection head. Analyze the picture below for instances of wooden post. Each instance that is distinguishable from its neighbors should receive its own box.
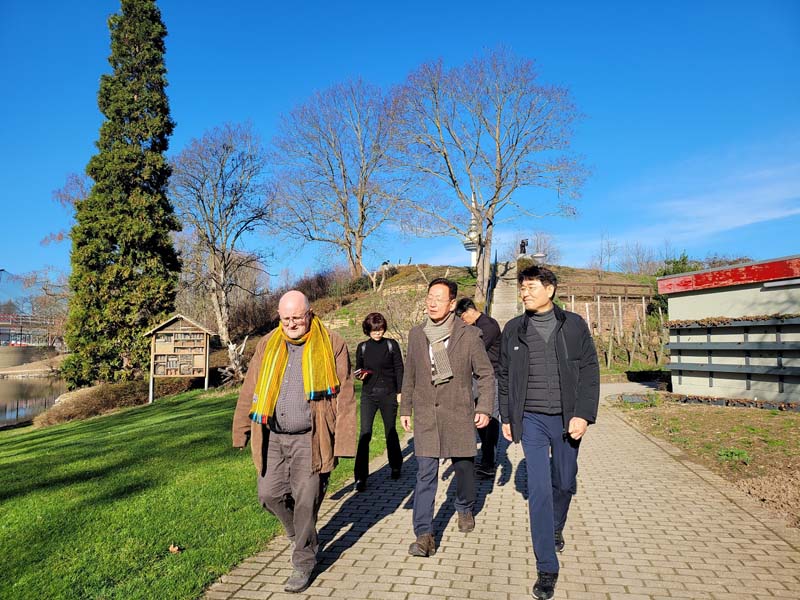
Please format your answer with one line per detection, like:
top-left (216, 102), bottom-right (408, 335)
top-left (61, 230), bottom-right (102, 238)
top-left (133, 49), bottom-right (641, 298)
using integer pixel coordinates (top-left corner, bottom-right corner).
top-left (570, 294), bottom-right (575, 312)
top-left (611, 303), bottom-right (618, 343)
top-left (641, 296), bottom-right (647, 320)
top-left (204, 332), bottom-right (210, 391)
top-left (596, 295), bottom-right (602, 334)
top-left (585, 303), bottom-right (592, 330)
top-left (148, 336), bottom-right (155, 404)
top-left (618, 295), bottom-right (624, 336)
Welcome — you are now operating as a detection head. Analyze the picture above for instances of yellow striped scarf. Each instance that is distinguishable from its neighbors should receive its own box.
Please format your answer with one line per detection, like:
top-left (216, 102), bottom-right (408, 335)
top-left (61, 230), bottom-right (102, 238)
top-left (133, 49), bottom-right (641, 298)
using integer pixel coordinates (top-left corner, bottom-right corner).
top-left (249, 315), bottom-right (340, 424)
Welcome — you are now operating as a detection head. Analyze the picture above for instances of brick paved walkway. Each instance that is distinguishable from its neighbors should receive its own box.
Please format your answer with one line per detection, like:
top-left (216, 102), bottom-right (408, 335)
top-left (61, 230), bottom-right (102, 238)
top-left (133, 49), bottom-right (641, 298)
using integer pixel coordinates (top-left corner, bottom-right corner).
top-left (206, 383), bottom-right (800, 599)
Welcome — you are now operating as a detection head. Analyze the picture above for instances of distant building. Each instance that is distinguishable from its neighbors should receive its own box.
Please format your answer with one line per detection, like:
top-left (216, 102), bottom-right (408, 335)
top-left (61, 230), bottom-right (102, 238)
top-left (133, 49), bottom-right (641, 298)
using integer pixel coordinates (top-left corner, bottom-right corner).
top-left (658, 256), bottom-right (800, 404)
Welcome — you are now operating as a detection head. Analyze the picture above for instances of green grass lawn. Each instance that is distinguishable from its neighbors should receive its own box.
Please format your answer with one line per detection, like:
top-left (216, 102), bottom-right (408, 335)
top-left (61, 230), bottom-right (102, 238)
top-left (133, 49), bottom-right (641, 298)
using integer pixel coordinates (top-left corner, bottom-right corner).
top-left (0, 383), bottom-right (388, 599)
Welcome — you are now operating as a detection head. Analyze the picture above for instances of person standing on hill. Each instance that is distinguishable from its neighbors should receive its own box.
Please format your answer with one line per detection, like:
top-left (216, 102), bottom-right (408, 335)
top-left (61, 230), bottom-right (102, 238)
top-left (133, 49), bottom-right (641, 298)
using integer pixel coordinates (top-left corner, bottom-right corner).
top-left (400, 277), bottom-right (495, 557)
top-left (353, 312), bottom-right (405, 491)
top-left (455, 297), bottom-right (501, 479)
top-left (232, 290), bottom-right (356, 593)
top-left (498, 266), bottom-right (599, 600)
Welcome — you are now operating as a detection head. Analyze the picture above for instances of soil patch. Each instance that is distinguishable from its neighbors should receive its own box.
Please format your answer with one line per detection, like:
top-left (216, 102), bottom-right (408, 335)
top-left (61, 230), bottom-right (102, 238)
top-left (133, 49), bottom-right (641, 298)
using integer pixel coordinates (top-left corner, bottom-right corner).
top-left (613, 395), bottom-right (800, 528)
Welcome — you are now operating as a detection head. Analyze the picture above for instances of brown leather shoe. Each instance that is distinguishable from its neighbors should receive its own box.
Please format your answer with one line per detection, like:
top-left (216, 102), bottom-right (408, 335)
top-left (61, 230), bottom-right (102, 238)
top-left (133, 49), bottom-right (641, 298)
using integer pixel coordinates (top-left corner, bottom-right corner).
top-left (408, 533), bottom-right (436, 557)
top-left (457, 510), bottom-right (475, 533)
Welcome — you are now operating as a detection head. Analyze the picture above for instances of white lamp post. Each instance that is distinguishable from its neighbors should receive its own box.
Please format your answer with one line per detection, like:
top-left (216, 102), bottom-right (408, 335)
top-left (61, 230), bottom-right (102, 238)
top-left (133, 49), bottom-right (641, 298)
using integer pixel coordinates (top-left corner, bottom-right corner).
top-left (463, 218), bottom-right (480, 267)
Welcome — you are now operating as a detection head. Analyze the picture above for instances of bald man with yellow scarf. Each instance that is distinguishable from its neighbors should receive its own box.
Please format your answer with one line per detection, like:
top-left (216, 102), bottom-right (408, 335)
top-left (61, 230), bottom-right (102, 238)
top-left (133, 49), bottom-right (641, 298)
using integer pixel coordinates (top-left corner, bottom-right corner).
top-left (233, 290), bottom-right (356, 593)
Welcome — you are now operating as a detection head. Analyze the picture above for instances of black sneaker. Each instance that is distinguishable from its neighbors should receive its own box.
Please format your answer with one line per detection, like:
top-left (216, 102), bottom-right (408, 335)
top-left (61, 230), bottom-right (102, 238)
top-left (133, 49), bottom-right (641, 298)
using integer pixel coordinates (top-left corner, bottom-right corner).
top-left (355, 479), bottom-right (366, 492)
top-left (532, 571), bottom-right (558, 600)
top-left (555, 529), bottom-right (565, 553)
top-left (390, 468), bottom-right (401, 480)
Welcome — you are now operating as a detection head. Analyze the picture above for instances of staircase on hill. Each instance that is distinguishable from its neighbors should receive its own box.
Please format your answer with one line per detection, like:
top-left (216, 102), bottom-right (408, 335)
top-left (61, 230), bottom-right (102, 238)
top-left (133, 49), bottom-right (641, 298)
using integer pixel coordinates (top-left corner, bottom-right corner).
top-left (489, 261), bottom-right (520, 330)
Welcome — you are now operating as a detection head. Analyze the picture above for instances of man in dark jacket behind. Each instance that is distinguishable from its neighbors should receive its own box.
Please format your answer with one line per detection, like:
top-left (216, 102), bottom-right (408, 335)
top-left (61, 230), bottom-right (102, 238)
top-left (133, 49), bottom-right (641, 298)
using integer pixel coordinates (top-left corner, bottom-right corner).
top-left (455, 297), bottom-right (501, 479)
top-left (498, 266), bottom-right (599, 600)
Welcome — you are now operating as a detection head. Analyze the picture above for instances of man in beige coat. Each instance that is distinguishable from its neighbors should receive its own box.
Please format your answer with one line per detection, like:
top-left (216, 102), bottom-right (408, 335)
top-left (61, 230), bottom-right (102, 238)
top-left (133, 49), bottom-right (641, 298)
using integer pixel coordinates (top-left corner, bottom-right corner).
top-left (400, 278), bottom-right (495, 557)
top-left (233, 290), bottom-right (356, 593)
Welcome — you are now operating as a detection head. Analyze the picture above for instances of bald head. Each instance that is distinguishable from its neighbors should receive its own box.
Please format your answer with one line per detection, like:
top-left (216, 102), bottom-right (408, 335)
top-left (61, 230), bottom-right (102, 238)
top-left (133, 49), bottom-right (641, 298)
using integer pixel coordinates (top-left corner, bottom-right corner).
top-left (278, 290), bottom-right (312, 339)
top-left (279, 290), bottom-right (310, 314)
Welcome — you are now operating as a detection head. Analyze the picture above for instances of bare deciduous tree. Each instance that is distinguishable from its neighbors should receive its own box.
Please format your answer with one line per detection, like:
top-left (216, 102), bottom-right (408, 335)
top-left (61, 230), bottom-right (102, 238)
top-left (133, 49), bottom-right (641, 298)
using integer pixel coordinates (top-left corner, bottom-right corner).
top-left (271, 79), bottom-right (412, 278)
top-left (43, 173), bottom-right (92, 245)
top-left (18, 268), bottom-right (70, 348)
top-left (617, 241), bottom-right (658, 275)
top-left (589, 232), bottom-right (619, 279)
top-left (394, 48), bottom-right (586, 303)
top-left (169, 122), bottom-right (271, 381)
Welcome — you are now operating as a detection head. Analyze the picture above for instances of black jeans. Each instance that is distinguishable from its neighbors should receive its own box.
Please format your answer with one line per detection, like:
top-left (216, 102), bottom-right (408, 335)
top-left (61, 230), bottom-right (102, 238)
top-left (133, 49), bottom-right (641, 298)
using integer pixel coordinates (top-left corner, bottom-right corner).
top-left (477, 416), bottom-right (499, 469)
top-left (354, 389), bottom-right (402, 482)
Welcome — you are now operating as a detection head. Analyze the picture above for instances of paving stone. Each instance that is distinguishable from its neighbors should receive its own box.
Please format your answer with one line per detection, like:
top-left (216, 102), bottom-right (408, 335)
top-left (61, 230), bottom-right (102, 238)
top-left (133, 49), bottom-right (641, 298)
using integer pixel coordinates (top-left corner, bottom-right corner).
top-left (204, 383), bottom-right (800, 600)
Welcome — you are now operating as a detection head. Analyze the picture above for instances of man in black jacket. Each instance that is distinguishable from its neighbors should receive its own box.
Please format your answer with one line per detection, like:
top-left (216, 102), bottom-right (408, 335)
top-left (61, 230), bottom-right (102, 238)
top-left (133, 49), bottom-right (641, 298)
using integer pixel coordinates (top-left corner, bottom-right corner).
top-left (498, 266), bottom-right (599, 600)
top-left (455, 297), bottom-right (501, 479)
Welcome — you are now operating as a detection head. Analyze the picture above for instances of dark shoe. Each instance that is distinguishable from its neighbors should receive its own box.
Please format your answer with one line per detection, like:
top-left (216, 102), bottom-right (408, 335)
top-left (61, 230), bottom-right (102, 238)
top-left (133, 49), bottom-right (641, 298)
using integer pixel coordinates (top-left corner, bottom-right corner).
top-left (532, 571), bottom-right (558, 600)
top-left (555, 529), bottom-right (565, 553)
top-left (457, 510), bottom-right (475, 533)
top-left (408, 533), bottom-right (436, 557)
top-left (355, 479), bottom-right (366, 492)
top-left (390, 467), bottom-right (401, 480)
top-left (475, 465), bottom-right (495, 480)
top-left (284, 568), bottom-right (312, 593)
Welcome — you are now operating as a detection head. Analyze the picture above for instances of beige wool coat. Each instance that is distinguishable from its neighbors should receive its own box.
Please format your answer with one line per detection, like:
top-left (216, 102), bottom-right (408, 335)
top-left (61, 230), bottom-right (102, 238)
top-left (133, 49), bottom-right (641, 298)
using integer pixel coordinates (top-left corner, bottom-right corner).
top-left (232, 327), bottom-right (356, 476)
top-left (400, 317), bottom-right (496, 458)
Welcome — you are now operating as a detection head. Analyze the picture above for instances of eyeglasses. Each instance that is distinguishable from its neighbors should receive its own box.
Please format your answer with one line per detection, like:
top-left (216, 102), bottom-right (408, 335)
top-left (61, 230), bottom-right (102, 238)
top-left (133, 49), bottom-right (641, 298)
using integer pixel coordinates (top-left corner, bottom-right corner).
top-left (519, 285), bottom-right (543, 295)
top-left (280, 311), bottom-right (310, 325)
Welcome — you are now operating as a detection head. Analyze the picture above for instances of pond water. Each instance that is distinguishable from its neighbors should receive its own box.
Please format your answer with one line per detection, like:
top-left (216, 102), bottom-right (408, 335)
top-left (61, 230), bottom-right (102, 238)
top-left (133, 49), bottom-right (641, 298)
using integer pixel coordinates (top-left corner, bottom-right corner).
top-left (0, 347), bottom-right (65, 428)
top-left (0, 378), bottom-right (67, 428)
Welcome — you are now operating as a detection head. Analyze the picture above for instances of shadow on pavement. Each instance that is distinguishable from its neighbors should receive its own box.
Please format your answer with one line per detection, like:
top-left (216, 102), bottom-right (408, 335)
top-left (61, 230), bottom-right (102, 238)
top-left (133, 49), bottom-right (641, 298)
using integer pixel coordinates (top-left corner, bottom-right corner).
top-left (315, 441), bottom-right (416, 573)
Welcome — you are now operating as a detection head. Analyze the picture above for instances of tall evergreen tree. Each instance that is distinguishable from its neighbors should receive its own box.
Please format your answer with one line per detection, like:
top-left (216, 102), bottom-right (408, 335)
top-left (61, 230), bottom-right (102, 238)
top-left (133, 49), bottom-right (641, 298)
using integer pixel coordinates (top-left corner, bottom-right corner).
top-left (63, 0), bottom-right (180, 388)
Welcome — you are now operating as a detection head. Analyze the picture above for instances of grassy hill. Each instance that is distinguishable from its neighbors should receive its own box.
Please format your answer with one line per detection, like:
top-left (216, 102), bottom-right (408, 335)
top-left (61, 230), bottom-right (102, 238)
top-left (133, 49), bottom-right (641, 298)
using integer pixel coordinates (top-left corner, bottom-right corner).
top-left (314, 262), bottom-right (653, 353)
top-left (226, 262), bottom-right (656, 368)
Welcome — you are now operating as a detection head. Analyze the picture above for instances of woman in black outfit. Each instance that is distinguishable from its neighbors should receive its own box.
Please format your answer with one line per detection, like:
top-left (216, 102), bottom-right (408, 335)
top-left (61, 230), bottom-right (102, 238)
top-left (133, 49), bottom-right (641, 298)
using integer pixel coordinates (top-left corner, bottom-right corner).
top-left (354, 312), bottom-right (404, 492)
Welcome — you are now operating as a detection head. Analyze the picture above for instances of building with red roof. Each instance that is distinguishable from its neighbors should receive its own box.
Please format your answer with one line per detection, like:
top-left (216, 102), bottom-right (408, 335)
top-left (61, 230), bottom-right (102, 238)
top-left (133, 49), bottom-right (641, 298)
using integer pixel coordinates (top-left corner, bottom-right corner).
top-left (657, 255), bottom-right (799, 404)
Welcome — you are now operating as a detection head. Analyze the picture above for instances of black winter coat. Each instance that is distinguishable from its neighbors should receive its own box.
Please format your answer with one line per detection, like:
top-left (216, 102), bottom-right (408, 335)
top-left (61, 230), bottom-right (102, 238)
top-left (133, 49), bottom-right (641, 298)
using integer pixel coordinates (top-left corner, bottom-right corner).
top-left (498, 305), bottom-right (600, 443)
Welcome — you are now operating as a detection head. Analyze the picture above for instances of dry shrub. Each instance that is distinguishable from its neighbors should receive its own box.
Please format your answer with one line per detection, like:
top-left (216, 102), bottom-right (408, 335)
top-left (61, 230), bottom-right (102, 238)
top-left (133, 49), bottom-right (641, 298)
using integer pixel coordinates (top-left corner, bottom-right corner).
top-left (33, 378), bottom-right (192, 428)
top-left (155, 377), bottom-right (196, 396)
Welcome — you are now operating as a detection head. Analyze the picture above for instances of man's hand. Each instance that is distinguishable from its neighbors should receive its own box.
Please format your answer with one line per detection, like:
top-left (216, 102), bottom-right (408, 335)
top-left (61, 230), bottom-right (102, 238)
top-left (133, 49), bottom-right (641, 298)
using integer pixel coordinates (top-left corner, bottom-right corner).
top-left (396, 393), bottom-right (402, 404)
top-left (501, 423), bottom-right (513, 442)
top-left (400, 415), bottom-right (412, 432)
top-left (475, 413), bottom-right (490, 428)
top-left (568, 417), bottom-right (588, 440)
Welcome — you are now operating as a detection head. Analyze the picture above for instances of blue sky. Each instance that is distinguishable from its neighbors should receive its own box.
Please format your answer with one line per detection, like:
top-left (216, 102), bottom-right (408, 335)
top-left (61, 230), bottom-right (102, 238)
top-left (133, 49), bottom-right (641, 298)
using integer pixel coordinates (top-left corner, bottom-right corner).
top-left (1, 0), bottom-right (798, 283)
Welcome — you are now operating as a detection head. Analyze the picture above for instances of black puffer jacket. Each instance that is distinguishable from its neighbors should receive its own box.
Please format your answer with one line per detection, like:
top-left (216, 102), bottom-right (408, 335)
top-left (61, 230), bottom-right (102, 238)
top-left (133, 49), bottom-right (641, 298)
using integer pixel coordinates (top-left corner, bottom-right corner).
top-left (498, 304), bottom-right (600, 443)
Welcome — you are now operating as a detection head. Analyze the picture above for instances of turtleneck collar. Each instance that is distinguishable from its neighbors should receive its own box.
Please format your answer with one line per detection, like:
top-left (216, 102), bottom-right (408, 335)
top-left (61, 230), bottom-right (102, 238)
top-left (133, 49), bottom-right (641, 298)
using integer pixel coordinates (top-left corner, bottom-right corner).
top-left (526, 307), bottom-right (555, 320)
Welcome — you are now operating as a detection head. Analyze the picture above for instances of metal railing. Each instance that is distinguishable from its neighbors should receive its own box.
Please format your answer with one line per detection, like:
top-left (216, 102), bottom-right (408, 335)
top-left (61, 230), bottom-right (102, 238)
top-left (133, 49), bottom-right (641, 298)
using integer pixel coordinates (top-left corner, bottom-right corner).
top-left (0, 313), bottom-right (56, 327)
top-left (558, 282), bottom-right (653, 299)
top-left (485, 251), bottom-right (499, 313)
